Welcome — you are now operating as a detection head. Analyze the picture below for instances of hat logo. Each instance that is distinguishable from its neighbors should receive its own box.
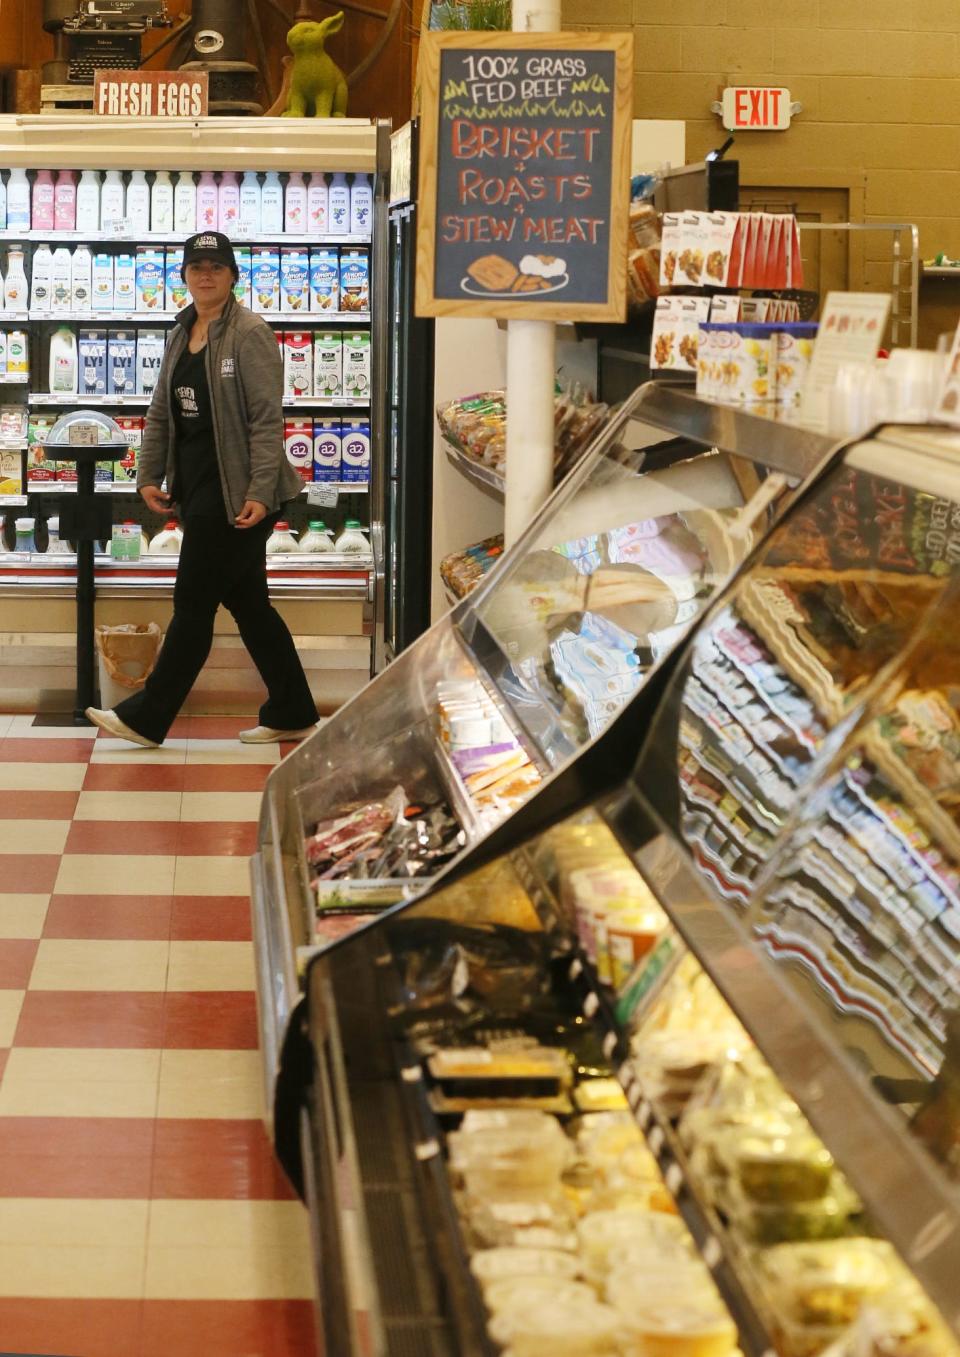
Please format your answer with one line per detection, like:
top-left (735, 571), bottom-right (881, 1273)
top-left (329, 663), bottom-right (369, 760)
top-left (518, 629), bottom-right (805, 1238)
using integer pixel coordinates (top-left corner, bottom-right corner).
top-left (195, 234), bottom-right (218, 249)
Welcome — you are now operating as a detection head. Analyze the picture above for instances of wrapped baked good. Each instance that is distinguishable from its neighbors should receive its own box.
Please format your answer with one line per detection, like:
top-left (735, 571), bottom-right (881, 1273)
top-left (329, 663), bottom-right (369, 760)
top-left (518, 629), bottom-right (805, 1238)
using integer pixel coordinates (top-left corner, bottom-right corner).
top-left (470, 1246), bottom-right (581, 1293)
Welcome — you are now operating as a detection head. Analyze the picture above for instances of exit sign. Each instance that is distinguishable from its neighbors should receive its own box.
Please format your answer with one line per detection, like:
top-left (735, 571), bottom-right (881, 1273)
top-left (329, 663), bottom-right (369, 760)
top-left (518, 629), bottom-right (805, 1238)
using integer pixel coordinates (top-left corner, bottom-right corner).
top-left (721, 86), bottom-right (791, 130)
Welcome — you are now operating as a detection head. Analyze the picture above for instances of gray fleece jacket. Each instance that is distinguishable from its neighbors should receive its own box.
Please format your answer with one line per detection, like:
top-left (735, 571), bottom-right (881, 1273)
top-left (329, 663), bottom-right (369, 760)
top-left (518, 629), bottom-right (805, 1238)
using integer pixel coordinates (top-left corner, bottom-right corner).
top-left (137, 295), bottom-right (302, 522)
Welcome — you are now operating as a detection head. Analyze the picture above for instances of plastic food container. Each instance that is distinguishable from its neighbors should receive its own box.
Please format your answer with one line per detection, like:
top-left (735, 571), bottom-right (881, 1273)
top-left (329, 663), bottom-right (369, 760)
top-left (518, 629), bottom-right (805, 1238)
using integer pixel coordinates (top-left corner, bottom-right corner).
top-left (726, 1179), bottom-right (853, 1246)
top-left (615, 1296), bottom-right (738, 1357)
top-left (450, 1111), bottom-right (572, 1195)
top-left (484, 1274), bottom-right (598, 1316)
top-left (727, 1130), bottom-right (834, 1204)
top-left (470, 1247), bottom-right (581, 1293)
top-left (577, 1207), bottom-right (692, 1282)
top-left (758, 1240), bottom-right (894, 1329)
top-left (489, 1295), bottom-right (623, 1357)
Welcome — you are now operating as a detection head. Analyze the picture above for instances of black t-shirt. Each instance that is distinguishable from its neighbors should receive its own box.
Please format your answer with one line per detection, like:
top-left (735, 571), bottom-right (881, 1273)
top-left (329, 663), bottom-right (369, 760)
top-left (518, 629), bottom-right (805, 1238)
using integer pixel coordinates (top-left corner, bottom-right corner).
top-left (171, 343), bottom-right (224, 518)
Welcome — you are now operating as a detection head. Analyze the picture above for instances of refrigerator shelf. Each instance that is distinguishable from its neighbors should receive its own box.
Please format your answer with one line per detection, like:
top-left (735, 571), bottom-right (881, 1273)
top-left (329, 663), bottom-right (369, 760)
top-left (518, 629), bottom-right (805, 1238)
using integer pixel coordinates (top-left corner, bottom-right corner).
top-left (441, 433), bottom-right (505, 498)
top-left (27, 310), bottom-right (370, 325)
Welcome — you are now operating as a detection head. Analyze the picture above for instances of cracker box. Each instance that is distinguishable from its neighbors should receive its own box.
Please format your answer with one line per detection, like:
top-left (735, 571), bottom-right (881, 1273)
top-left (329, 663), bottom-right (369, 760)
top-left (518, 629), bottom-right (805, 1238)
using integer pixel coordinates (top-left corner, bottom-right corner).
top-left (280, 247), bottom-right (309, 314)
top-left (252, 248), bottom-right (280, 313)
top-left (313, 418), bottom-right (342, 482)
top-left (313, 332), bottom-right (342, 397)
top-left (704, 212), bottom-right (738, 288)
top-left (309, 247), bottom-right (339, 312)
top-left (659, 213), bottom-right (682, 288)
top-left (774, 323), bottom-right (818, 405)
top-left (339, 249), bottom-right (369, 313)
top-left (342, 332), bottom-right (371, 400)
top-left (650, 295), bottom-right (710, 372)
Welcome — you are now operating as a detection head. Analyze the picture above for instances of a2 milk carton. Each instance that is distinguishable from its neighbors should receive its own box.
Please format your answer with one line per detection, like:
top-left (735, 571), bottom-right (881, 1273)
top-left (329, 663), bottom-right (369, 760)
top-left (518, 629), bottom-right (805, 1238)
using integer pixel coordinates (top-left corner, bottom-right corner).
top-left (136, 330), bottom-right (165, 396)
top-left (313, 333), bottom-right (341, 397)
top-left (313, 419), bottom-right (341, 482)
top-left (282, 332), bottom-right (312, 398)
top-left (342, 332), bottom-right (371, 400)
top-left (252, 248), bottom-right (280, 313)
top-left (284, 417), bottom-right (313, 482)
top-left (78, 328), bottom-right (107, 396)
top-left (341, 418), bottom-right (370, 484)
top-left (280, 248), bottom-right (309, 314)
top-left (108, 330), bottom-right (136, 396)
top-left (165, 249), bottom-right (188, 312)
top-left (135, 247), bottom-right (165, 312)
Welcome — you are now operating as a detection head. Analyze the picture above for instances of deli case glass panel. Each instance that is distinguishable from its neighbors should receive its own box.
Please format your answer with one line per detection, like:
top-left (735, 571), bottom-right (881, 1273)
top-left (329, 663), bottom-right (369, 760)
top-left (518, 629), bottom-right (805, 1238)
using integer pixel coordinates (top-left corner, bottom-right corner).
top-left (253, 387), bottom-right (835, 1117)
top-left (278, 419), bottom-right (960, 1357)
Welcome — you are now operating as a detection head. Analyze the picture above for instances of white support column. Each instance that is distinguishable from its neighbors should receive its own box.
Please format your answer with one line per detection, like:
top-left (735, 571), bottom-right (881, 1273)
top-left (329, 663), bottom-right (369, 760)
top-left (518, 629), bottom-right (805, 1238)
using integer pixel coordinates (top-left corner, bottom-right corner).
top-left (504, 0), bottom-right (563, 547)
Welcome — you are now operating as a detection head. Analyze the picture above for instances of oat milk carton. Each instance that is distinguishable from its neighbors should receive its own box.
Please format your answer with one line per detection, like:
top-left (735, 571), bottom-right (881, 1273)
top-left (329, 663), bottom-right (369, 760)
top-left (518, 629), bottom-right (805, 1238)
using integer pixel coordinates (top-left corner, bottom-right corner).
top-left (252, 247), bottom-right (280, 313)
top-left (107, 329), bottom-right (136, 396)
top-left (78, 328), bottom-right (107, 396)
top-left (284, 417), bottom-right (313, 482)
top-left (283, 332), bottom-right (313, 398)
top-left (136, 330), bottom-right (166, 397)
top-left (313, 418), bottom-right (341, 482)
top-left (313, 332), bottom-right (342, 397)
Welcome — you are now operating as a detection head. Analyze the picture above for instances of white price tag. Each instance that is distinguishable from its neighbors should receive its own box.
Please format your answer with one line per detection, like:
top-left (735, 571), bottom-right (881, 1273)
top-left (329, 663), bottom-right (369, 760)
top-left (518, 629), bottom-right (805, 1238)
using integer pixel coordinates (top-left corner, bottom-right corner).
top-left (307, 483), bottom-right (339, 509)
top-left (109, 217), bottom-right (133, 238)
top-left (233, 222), bottom-right (254, 241)
top-left (68, 421), bottom-right (99, 446)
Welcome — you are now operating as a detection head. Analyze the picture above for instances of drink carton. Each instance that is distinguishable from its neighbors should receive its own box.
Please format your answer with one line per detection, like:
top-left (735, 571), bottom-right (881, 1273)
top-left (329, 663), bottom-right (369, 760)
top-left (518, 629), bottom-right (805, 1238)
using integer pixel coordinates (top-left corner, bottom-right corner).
top-left (165, 249), bottom-right (188, 312)
top-left (136, 330), bottom-right (166, 397)
top-left (113, 416), bottom-right (142, 483)
top-left (78, 328), bottom-right (107, 396)
top-left (283, 332), bottom-right (313, 398)
top-left (339, 248), bottom-right (369, 312)
top-left (342, 331), bottom-right (371, 400)
top-left (114, 252), bottom-right (135, 311)
top-left (233, 247), bottom-right (252, 308)
top-left (107, 329), bottom-right (136, 396)
top-left (252, 247), bottom-right (280, 313)
top-left (280, 247), bottom-right (309, 314)
top-left (0, 448), bottom-right (21, 496)
top-left (27, 414), bottom-right (56, 483)
top-left (309, 247), bottom-right (339, 312)
top-left (313, 418), bottom-right (342, 482)
top-left (284, 417), bottom-right (313, 482)
top-left (135, 246), bottom-right (165, 313)
top-left (341, 417), bottom-right (370, 483)
top-left (313, 332), bottom-right (342, 397)
top-left (91, 252), bottom-right (114, 311)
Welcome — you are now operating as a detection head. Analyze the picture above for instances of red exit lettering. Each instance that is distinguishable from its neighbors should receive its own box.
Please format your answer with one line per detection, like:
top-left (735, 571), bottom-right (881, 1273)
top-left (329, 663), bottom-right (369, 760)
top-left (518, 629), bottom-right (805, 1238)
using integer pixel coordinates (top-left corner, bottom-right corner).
top-left (724, 86), bottom-right (790, 131)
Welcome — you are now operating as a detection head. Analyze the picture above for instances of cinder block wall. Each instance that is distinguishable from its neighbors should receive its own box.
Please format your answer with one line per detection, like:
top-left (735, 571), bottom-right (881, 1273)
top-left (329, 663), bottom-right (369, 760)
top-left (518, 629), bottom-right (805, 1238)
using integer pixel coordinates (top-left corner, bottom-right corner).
top-left (562, 0), bottom-right (960, 259)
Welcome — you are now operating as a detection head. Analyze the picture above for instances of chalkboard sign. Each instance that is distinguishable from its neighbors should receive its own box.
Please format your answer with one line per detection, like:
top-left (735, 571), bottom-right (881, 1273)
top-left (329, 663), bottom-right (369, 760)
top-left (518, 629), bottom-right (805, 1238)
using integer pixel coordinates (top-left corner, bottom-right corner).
top-left (416, 32), bottom-right (632, 322)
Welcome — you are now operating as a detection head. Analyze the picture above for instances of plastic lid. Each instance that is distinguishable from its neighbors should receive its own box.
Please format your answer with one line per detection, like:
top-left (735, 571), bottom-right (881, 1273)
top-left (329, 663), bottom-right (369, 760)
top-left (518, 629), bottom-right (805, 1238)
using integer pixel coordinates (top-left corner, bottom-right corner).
top-left (274, 521), bottom-right (290, 530)
top-left (307, 520), bottom-right (326, 530)
top-left (344, 518), bottom-right (362, 528)
top-left (164, 521), bottom-right (179, 529)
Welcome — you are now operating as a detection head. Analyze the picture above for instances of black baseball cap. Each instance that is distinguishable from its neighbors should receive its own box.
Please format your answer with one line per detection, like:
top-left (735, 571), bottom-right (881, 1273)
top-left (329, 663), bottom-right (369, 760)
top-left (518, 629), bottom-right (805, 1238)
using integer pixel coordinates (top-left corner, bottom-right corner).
top-left (181, 231), bottom-right (239, 280)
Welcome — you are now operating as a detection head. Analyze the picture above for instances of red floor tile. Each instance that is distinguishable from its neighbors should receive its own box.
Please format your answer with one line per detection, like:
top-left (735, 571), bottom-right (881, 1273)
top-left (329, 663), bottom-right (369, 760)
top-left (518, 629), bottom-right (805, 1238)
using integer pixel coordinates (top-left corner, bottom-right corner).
top-left (0, 1298), bottom-right (143, 1357)
top-left (168, 715), bottom-right (256, 739)
top-left (0, 854), bottom-right (60, 892)
top-left (0, 1115), bottom-right (155, 1157)
top-left (0, 737), bottom-right (95, 762)
top-left (177, 821), bottom-right (259, 856)
top-left (151, 1119), bottom-right (296, 1199)
top-left (170, 896), bottom-right (252, 942)
top-left (0, 938), bottom-right (37, 986)
top-left (0, 790), bottom-right (80, 819)
top-left (14, 991), bottom-right (166, 1048)
top-left (0, 1150), bottom-right (154, 1198)
top-left (65, 820), bottom-right (180, 855)
top-left (43, 894), bottom-right (173, 941)
top-left (162, 991), bottom-right (258, 1049)
top-left (82, 763), bottom-right (186, 791)
top-left (140, 1299), bottom-right (314, 1357)
top-left (182, 765), bottom-right (271, 791)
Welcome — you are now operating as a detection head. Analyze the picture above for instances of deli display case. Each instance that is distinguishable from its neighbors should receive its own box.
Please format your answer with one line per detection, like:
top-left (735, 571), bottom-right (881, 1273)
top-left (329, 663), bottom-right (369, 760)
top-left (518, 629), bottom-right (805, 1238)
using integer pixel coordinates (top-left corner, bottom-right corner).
top-left (252, 385), bottom-right (834, 1116)
top-left (276, 417), bottom-right (960, 1357)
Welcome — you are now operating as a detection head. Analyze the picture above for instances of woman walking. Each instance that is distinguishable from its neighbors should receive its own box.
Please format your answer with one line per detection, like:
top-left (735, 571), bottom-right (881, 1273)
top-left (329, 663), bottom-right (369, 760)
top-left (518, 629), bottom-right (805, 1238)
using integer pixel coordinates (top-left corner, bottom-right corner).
top-left (86, 230), bottom-right (319, 747)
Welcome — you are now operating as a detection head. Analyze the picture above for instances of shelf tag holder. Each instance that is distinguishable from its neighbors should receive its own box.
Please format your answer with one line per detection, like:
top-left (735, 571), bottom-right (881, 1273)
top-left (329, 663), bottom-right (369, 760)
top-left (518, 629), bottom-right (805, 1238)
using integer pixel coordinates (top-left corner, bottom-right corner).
top-left (307, 484), bottom-right (339, 509)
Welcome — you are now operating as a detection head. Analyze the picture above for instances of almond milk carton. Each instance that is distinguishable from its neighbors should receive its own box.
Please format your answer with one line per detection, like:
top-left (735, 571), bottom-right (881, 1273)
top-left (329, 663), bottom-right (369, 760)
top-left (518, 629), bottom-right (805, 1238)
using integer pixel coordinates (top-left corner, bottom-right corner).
top-left (252, 247), bottom-right (280, 313)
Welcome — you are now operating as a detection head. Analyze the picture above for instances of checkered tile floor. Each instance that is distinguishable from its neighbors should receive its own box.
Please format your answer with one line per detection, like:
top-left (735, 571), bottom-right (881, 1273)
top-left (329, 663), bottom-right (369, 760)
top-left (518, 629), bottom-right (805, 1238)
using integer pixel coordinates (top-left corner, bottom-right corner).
top-left (0, 713), bottom-right (315, 1357)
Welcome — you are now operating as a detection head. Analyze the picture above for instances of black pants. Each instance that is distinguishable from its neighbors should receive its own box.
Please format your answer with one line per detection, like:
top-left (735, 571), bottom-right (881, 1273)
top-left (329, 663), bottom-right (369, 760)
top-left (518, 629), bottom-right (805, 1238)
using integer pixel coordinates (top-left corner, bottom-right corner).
top-left (114, 514), bottom-right (318, 744)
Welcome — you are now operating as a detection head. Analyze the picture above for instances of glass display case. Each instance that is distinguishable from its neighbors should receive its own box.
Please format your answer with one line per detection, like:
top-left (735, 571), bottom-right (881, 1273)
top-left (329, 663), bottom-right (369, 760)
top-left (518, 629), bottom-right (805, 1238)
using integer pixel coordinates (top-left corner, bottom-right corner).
top-left (275, 418), bottom-right (960, 1357)
top-left (253, 385), bottom-right (834, 1115)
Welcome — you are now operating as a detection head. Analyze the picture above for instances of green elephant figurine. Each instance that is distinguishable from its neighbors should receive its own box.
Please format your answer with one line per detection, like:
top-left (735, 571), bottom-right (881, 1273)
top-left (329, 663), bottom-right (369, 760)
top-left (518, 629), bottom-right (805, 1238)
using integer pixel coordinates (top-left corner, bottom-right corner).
top-left (282, 12), bottom-right (348, 118)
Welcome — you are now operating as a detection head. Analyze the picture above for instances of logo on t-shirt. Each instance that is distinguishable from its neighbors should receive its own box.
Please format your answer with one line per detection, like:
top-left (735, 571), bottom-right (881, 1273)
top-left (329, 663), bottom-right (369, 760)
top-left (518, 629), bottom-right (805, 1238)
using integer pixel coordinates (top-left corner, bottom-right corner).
top-left (175, 385), bottom-right (199, 417)
top-left (220, 357), bottom-right (235, 376)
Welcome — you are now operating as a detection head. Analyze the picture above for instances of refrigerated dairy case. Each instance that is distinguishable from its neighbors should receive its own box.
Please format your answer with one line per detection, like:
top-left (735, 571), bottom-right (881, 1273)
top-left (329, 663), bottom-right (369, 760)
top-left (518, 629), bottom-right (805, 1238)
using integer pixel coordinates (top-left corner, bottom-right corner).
top-left (281, 418), bottom-right (960, 1357)
top-left (253, 384), bottom-right (834, 1118)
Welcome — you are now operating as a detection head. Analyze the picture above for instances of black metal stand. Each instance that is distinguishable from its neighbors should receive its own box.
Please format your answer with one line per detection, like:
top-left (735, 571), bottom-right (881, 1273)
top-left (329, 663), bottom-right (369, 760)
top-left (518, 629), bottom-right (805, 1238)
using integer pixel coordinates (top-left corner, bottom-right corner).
top-left (53, 447), bottom-right (125, 725)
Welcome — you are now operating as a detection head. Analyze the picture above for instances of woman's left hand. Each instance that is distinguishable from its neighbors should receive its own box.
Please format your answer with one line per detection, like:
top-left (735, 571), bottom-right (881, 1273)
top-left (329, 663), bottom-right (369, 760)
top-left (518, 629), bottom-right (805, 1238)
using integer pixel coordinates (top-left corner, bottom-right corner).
top-left (235, 500), bottom-right (269, 528)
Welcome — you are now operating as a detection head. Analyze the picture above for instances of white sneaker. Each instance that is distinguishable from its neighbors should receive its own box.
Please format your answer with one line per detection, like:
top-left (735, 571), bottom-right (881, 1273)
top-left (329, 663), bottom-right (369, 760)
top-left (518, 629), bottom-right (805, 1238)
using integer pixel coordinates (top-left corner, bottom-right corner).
top-left (238, 723), bottom-right (319, 744)
top-left (84, 707), bottom-right (160, 748)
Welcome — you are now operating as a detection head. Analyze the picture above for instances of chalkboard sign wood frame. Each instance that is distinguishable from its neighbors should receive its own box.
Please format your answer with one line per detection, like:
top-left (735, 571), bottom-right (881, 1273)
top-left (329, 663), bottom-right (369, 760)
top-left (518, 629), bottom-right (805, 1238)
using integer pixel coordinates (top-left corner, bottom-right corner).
top-left (415, 30), bottom-right (633, 322)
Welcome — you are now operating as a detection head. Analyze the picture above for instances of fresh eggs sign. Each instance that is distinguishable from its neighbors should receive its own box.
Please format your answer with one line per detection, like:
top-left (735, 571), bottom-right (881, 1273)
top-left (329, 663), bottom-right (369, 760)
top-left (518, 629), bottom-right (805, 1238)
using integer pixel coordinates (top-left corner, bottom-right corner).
top-left (94, 71), bottom-right (208, 118)
top-left (415, 32), bottom-right (632, 321)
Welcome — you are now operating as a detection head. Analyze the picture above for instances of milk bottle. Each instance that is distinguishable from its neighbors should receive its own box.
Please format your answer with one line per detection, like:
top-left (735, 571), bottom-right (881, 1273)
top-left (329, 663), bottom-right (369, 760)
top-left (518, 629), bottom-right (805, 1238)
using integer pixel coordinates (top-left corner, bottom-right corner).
top-left (151, 171), bottom-right (174, 232)
top-left (285, 172), bottom-right (306, 233)
top-left (54, 170), bottom-right (77, 231)
top-left (265, 520), bottom-right (299, 553)
top-left (4, 247), bottom-right (28, 311)
top-left (48, 326), bottom-right (78, 394)
top-left (239, 171), bottom-right (261, 234)
top-left (149, 521), bottom-right (182, 553)
top-left (334, 519), bottom-right (369, 553)
top-left (100, 170), bottom-right (125, 229)
top-left (261, 171), bottom-right (283, 233)
top-left (6, 169), bottom-right (30, 231)
top-left (125, 169), bottom-right (150, 233)
top-left (174, 171), bottom-right (196, 233)
top-left (218, 170), bottom-right (240, 236)
top-left (306, 174), bottom-right (327, 234)
top-left (7, 329), bottom-right (28, 374)
top-left (196, 171), bottom-right (218, 230)
top-left (328, 173), bottom-right (349, 234)
top-left (51, 247), bottom-right (73, 311)
top-left (75, 170), bottom-right (101, 233)
top-left (299, 520), bottom-right (335, 553)
top-left (350, 173), bottom-right (372, 235)
top-left (31, 244), bottom-right (53, 312)
top-left (71, 244), bottom-right (92, 312)
top-left (32, 170), bottom-right (55, 232)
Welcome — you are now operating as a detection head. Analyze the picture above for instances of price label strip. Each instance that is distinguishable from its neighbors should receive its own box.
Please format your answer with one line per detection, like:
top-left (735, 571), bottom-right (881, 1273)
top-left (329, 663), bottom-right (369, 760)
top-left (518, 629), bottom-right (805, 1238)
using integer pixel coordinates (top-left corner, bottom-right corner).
top-left (307, 484), bottom-right (339, 509)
